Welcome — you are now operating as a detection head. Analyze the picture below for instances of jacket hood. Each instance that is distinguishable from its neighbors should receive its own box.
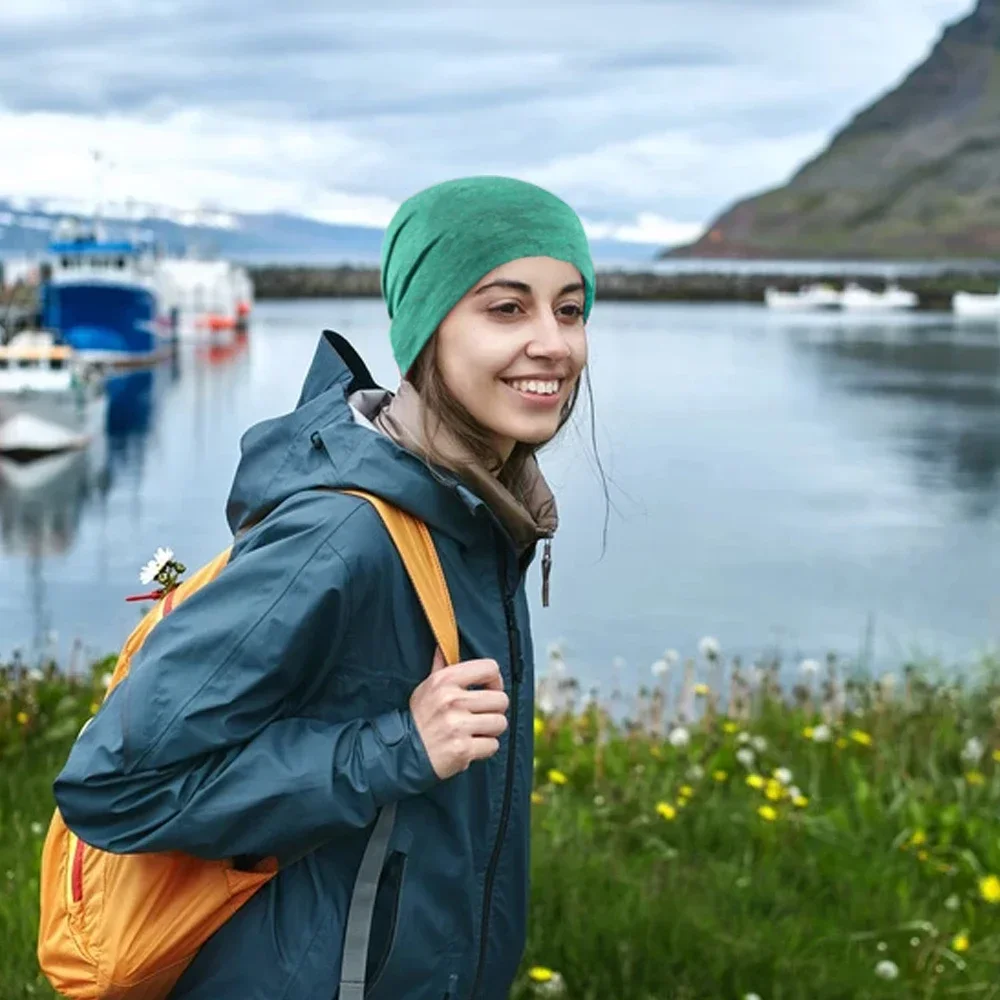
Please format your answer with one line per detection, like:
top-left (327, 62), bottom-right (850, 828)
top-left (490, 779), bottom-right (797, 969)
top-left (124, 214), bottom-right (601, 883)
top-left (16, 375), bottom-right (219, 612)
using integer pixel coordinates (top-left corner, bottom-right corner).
top-left (225, 331), bottom-right (484, 543)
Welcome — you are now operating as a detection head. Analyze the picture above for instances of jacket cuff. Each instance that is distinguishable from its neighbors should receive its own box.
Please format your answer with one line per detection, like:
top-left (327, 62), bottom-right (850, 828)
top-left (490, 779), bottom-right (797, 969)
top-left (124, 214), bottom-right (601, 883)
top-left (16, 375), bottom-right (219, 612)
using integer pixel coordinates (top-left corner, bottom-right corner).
top-left (360, 708), bottom-right (439, 806)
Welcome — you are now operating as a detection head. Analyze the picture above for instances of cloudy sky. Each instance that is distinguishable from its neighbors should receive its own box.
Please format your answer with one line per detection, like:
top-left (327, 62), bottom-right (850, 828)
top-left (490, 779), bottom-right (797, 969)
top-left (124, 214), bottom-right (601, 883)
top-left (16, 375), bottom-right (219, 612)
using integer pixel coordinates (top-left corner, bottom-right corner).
top-left (0, 0), bottom-right (974, 244)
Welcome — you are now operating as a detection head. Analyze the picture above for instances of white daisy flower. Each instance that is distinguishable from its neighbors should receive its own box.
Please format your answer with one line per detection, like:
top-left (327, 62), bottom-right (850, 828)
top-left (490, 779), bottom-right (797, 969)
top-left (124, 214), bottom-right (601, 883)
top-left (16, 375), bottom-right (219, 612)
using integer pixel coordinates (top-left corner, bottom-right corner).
top-left (651, 659), bottom-right (669, 678)
top-left (139, 546), bottom-right (174, 585)
top-left (773, 767), bottom-right (793, 785)
top-left (751, 735), bottom-right (768, 753)
top-left (737, 731), bottom-right (752, 745)
top-left (811, 724), bottom-right (832, 743)
top-left (27, 667), bottom-right (44, 682)
top-left (698, 636), bottom-right (721, 661)
top-left (667, 726), bottom-right (690, 748)
top-left (874, 960), bottom-right (899, 980)
top-left (736, 747), bottom-right (756, 768)
top-left (961, 737), bottom-right (984, 765)
top-left (799, 658), bottom-right (820, 676)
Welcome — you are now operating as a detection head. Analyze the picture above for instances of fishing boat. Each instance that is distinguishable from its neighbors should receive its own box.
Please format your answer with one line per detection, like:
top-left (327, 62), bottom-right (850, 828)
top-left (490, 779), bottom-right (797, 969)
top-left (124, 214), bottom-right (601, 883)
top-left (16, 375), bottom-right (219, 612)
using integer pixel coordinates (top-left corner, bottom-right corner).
top-left (157, 257), bottom-right (254, 343)
top-left (0, 330), bottom-right (107, 458)
top-left (840, 281), bottom-right (918, 312)
top-left (952, 288), bottom-right (1000, 318)
top-left (764, 283), bottom-right (842, 311)
top-left (39, 220), bottom-right (174, 366)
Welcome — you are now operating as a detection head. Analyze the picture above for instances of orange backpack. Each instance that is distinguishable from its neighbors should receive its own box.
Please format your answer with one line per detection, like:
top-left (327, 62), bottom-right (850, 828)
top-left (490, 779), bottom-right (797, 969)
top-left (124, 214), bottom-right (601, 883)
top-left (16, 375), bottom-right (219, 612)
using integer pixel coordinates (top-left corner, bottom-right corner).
top-left (38, 489), bottom-right (459, 1000)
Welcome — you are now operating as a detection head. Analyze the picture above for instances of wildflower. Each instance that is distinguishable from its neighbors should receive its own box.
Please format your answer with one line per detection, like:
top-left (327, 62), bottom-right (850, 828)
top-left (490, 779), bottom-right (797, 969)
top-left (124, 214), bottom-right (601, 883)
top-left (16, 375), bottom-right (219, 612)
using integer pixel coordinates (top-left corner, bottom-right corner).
top-left (751, 735), bottom-right (768, 753)
top-left (773, 767), bottom-right (793, 786)
top-left (799, 658), bottom-right (820, 676)
top-left (757, 805), bottom-right (778, 822)
top-left (139, 546), bottom-right (175, 585)
top-left (961, 737), bottom-right (985, 765)
top-left (90, 702), bottom-right (100, 715)
top-left (944, 894), bottom-right (960, 911)
top-left (811, 724), bottom-right (832, 743)
top-left (16, 711), bottom-right (29, 726)
top-left (698, 636), bottom-right (721, 661)
top-left (802, 726), bottom-right (815, 739)
top-left (737, 731), bottom-right (751, 745)
top-left (792, 795), bottom-right (809, 808)
top-left (850, 729), bottom-right (872, 747)
top-left (876, 941), bottom-right (888, 952)
top-left (978, 874), bottom-right (1000, 904)
top-left (736, 748), bottom-right (756, 769)
top-left (909, 937), bottom-right (920, 947)
top-left (965, 770), bottom-right (985, 786)
top-left (531, 792), bottom-right (544, 805)
top-left (952, 933), bottom-right (969, 953)
top-left (651, 659), bottom-right (669, 678)
top-left (713, 770), bottom-right (728, 782)
top-left (874, 960), bottom-right (899, 980)
top-left (764, 779), bottom-right (784, 802)
top-left (675, 797), bottom-right (688, 809)
top-left (667, 726), bottom-right (690, 748)
top-left (723, 721), bottom-right (739, 734)
top-left (528, 966), bottom-right (556, 982)
top-left (547, 769), bottom-right (568, 786)
top-left (27, 667), bottom-right (44, 682)
top-left (686, 764), bottom-right (705, 781)
top-left (593, 794), bottom-right (605, 806)
top-left (879, 672), bottom-right (897, 690)
top-left (656, 802), bottom-right (677, 821)
top-left (30, 822), bottom-right (44, 836)
top-left (694, 683), bottom-right (710, 696)
top-left (746, 774), bottom-right (765, 790)
top-left (533, 717), bottom-right (544, 737)
top-left (679, 785), bottom-right (694, 798)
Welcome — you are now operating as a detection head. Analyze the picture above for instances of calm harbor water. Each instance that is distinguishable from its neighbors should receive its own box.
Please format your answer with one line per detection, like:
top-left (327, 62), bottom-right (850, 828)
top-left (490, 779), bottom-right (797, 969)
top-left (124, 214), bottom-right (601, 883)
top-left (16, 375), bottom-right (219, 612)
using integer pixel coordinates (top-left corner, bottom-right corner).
top-left (1, 298), bottom-right (997, 686)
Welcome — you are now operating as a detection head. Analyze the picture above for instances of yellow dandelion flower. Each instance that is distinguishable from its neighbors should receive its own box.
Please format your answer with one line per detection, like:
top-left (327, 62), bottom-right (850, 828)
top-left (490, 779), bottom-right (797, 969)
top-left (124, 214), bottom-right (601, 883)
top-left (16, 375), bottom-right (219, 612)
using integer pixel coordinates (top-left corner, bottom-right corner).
top-left (992, 749), bottom-right (1000, 763)
top-left (533, 717), bottom-right (544, 737)
top-left (548, 769), bottom-right (568, 786)
top-left (723, 721), bottom-right (739, 734)
top-left (16, 711), bottom-right (29, 726)
top-left (656, 801), bottom-right (677, 821)
top-left (694, 683), bottom-right (710, 696)
top-left (531, 791), bottom-right (544, 805)
top-left (979, 874), bottom-right (1000, 904)
top-left (836, 737), bottom-right (849, 749)
top-left (802, 726), bottom-right (815, 739)
top-left (909, 829), bottom-right (927, 847)
top-left (757, 805), bottom-right (778, 822)
top-left (528, 967), bottom-right (555, 983)
top-left (90, 702), bottom-right (101, 715)
top-left (792, 795), bottom-right (809, 808)
top-left (965, 770), bottom-right (986, 786)
top-left (850, 729), bottom-right (872, 747)
top-left (746, 774), bottom-right (765, 790)
top-left (764, 779), bottom-right (785, 802)
top-left (713, 769), bottom-right (728, 782)
top-left (952, 933), bottom-right (969, 953)
top-left (679, 784), bottom-right (694, 798)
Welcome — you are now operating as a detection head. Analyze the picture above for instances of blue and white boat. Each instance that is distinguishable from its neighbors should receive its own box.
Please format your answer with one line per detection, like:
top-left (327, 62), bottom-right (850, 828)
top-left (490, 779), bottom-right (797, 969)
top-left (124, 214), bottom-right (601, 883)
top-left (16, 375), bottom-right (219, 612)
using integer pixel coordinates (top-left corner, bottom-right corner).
top-left (39, 221), bottom-right (174, 366)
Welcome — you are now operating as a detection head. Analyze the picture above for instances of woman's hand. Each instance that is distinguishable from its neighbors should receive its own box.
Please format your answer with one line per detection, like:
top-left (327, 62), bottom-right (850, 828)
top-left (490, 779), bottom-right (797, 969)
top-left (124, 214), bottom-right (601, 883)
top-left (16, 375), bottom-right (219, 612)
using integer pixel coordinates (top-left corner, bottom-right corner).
top-left (409, 649), bottom-right (509, 779)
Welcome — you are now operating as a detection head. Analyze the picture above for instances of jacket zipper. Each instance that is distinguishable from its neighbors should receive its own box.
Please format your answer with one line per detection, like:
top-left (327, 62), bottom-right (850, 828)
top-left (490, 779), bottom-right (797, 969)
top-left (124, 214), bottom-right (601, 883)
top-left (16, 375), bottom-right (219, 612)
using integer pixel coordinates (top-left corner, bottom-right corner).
top-left (468, 542), bottom-right (523, 1000)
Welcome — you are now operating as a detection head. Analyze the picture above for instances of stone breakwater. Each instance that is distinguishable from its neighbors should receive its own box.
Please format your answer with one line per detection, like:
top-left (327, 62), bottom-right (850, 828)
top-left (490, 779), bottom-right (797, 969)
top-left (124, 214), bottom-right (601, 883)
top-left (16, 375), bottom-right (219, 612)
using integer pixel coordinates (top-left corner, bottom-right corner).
top-left (247, 265), bottom-right (1000, 310)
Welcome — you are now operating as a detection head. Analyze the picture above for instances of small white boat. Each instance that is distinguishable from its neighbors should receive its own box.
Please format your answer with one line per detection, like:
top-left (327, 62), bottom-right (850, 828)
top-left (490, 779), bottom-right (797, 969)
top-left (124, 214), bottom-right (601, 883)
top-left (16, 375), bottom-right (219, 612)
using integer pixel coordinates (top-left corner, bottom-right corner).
top-left (764, 283), bottom-right (842, 311)
top-left (0, 331), bottom-right (107, 456)
top-left (840, 282), bottom-right (918, 312)
top-left (952, 288), bottom-right (1000, 318)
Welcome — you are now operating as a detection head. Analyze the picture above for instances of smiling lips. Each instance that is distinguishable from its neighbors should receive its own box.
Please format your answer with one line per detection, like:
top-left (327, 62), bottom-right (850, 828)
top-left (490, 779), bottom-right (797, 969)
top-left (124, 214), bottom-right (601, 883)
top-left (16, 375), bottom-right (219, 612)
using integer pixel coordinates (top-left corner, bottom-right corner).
top-left (503, 378), bottom-right (562, 397)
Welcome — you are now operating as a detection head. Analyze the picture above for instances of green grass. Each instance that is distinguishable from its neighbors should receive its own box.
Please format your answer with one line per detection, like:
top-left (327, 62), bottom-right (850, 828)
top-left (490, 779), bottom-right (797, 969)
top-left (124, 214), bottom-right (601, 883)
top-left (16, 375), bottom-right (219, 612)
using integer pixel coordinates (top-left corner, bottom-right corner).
top-left (3, 652), bottom-right (1000, 999)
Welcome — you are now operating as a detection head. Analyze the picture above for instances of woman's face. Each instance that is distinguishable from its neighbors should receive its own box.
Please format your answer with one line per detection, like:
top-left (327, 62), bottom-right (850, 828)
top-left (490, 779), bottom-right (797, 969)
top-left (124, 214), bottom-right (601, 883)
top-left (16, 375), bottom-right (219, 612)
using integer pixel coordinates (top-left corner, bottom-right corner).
top-left (433, 256), bottom-right (588, 461)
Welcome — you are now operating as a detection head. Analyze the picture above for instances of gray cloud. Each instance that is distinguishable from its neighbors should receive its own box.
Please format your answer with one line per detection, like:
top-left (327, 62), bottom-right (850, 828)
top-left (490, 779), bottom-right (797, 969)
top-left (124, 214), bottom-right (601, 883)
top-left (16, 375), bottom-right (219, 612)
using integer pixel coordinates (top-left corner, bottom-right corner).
top-left (0, 0), bottom-right (975, 226)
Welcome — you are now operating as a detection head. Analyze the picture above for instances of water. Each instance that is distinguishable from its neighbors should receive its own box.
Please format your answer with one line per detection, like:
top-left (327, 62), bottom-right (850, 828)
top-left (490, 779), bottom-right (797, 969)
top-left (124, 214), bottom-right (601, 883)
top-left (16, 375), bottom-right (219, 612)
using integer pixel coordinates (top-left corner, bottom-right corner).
top-left (1, 299), bottom-right (997, 687)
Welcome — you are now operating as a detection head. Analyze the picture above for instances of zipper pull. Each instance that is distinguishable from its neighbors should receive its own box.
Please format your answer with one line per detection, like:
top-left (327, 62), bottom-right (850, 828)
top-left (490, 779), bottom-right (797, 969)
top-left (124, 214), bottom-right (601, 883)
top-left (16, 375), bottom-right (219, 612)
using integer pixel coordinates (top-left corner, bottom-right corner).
top-left (541, 538), bottom-right (552, 608)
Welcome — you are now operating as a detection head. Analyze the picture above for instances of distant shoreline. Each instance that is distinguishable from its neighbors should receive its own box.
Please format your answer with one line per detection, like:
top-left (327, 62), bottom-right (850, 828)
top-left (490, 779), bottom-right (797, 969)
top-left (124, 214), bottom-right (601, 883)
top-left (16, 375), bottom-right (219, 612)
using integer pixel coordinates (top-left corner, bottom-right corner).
top-left (247, 265), bottom-right (1000, 310)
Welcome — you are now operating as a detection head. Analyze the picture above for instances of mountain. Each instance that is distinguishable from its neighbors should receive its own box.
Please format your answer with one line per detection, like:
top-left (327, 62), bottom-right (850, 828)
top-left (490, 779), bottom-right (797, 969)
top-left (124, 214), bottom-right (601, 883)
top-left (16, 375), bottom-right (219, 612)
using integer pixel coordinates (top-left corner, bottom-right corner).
top-left (0, 199), bottom-right (660, 268)
top-left (668, 0), bottom-right (1000, 259)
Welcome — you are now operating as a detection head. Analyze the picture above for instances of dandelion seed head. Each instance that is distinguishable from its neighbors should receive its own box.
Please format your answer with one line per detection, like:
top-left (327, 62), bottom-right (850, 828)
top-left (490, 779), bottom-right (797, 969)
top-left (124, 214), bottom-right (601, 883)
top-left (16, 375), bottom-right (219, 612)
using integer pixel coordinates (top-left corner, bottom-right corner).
top-left (799, 659), bottom-right (820, 676)
top-left (909, 937), bottom-right (920, 947)
top-left (944, 893), bottom-right (961, 911)
top-left (876, 941), bottom-right (888, 952)
top-left (961, 737), bottom-right (985, 765)
top-left (668, 726), bottom-right (690, 748)
top-left (698, 636), bottom-right (721, 661)
top-left (30, 821), bottom-right (44, 836)
top-left (811, 724), bottom-right (832, 743)
top-left (737, 732), bottom-right (751, 745)
top-left (736, 748), bottom-right (756, 768)
top-left (651, 659), bottom-right (669, 678)
top-left (664, 649), bottom-right (680, 666)
top-left (874, 960), bottom-right (899, 980)
top-left (751, 735), bottom-right (768, 753)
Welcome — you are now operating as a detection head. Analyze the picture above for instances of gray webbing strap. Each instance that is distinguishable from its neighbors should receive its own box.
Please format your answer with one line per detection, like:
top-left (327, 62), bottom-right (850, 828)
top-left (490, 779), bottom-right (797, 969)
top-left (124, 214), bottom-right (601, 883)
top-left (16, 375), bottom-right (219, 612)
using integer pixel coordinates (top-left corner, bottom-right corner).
top-left (339, 801), bottom-right (398, 1000)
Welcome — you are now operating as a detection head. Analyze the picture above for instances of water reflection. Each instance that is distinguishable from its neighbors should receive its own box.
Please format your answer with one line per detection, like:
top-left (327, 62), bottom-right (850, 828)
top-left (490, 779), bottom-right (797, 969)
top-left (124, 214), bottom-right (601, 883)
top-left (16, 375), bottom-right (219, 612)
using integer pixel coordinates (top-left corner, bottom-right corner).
top-left (780, 315), bottom-right (1000, 520)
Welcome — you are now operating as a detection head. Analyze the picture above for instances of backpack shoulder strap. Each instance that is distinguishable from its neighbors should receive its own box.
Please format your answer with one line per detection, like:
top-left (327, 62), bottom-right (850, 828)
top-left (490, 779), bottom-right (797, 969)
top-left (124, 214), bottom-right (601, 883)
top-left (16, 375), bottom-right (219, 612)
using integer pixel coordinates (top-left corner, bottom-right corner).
top-left (340, 489), bottom-right (460, 666)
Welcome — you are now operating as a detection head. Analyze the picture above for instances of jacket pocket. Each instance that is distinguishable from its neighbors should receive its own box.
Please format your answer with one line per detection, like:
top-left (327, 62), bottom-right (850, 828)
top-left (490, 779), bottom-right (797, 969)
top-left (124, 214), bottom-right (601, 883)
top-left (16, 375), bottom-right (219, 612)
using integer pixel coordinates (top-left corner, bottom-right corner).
top-left (364, 848), bottom-right (408, 995)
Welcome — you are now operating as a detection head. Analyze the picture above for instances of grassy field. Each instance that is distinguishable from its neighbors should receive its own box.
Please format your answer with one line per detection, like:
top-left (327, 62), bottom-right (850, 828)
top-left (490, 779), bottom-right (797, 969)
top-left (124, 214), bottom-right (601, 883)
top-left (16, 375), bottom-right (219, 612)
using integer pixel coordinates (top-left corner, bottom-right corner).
top-left (2, 647), bottom-right (1000, 999)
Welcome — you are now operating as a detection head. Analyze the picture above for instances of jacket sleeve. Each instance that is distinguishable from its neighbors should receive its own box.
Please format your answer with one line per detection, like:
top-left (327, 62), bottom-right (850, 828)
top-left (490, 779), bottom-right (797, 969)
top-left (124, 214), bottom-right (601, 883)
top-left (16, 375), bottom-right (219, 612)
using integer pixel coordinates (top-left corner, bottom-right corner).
top-left (52, 494), bottom-right (439, 861)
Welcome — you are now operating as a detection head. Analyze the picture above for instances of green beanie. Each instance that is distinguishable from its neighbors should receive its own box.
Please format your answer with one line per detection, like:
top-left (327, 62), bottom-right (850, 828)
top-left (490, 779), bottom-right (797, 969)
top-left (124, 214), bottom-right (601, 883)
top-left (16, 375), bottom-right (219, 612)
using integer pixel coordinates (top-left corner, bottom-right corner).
top-left (381, 175), bottom-right (595, 375)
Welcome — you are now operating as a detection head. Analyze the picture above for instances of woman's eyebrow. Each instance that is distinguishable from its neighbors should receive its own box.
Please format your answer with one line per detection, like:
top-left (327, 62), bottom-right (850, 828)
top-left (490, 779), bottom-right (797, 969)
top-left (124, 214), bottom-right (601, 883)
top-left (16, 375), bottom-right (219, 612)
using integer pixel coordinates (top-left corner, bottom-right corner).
top-left (473, 280), bottom-right (585, 296)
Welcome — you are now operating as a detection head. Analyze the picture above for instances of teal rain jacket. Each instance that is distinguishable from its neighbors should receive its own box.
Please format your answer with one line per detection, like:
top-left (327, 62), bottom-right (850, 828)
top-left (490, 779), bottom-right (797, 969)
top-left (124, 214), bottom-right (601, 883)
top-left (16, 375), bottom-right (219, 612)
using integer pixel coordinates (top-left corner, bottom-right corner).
top-left (53, 332), bottom-right (540, 1000)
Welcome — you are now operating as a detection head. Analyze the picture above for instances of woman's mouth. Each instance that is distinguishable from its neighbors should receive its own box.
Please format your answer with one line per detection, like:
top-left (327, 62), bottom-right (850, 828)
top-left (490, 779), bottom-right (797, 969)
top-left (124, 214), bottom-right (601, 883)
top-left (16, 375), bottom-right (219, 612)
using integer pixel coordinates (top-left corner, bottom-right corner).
top-left (501, 377), bottom-right (564, 409)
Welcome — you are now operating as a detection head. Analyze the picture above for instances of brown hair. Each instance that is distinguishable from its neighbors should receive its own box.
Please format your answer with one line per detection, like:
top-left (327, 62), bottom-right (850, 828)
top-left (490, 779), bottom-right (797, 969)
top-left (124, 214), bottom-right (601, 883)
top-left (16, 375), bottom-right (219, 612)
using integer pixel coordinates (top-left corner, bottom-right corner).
top-left (407, 332), bottom-right (582, 500)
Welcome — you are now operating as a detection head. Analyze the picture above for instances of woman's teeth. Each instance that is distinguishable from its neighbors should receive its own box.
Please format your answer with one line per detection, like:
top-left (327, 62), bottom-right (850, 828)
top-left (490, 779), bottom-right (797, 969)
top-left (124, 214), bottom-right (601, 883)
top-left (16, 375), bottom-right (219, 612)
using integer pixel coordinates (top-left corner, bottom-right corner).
top-left (507, 379), bottom-right (561, 396)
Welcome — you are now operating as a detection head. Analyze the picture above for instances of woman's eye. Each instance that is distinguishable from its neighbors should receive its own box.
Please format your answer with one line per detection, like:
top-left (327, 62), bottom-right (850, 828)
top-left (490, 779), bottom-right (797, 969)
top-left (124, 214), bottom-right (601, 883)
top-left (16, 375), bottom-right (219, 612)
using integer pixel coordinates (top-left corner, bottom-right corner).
top-left (558, 303), bottom-right (584, 320)
top-left (489, 302), bottom-right (523, 316)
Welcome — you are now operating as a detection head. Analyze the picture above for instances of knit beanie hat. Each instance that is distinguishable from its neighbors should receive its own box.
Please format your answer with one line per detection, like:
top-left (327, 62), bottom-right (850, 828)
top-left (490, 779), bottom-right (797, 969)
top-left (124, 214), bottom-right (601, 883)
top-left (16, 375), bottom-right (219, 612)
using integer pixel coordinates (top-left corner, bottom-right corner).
top-left (380, 176), bottom-right (595, 375)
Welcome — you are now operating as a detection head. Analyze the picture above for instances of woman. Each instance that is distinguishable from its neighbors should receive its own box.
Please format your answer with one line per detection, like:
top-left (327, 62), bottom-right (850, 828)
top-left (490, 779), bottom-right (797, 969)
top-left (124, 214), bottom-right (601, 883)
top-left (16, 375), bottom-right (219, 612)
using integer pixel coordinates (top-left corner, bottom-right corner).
top-left (53, 175), bottom-right (595, 1000)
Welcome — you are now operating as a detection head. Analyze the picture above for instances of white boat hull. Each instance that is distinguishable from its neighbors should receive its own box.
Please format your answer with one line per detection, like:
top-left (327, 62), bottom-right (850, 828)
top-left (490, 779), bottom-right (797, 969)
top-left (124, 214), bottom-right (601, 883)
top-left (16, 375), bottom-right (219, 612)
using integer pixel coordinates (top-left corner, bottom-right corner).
top-left (764, 286), bottom-right (842, 311)
top-left (0, 389), bottom-right (107, 454)
top-left (952, 291), bottom-right (1000, 317)
top-left (841, 287), bottom-right (918, 311)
